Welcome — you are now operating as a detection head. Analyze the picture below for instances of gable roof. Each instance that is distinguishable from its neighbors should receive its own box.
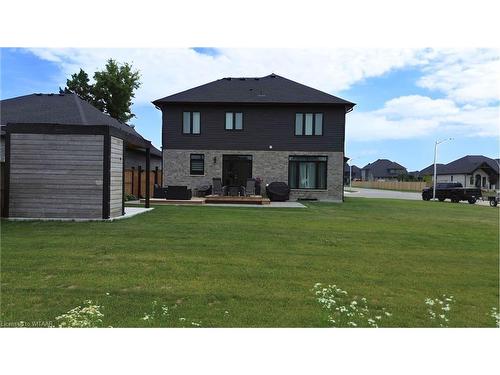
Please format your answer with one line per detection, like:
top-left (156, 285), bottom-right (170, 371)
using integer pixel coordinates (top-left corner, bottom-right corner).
top-left (437, 155), bottom-right (499, 175)
top-left (344, 164), bottom-right (361, 178)
top-left (153, 74), bottom-right (355, 107)
top-left (362, 159), bottom-right (407, 178)
top-left (418, 163), bottom-right (445, 176)
top-left (0, 93), bottom-right (160, 153)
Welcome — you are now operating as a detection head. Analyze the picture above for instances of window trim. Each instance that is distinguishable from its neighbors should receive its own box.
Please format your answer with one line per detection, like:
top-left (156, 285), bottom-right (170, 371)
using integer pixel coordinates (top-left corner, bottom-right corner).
top-left (182, 111), bottom-right (201, 135)
top-left (288, 155), bottom-right (328, 190)
top-left (225, 112), bottom-right (244, 131)
top-left (189, 154), bottom-right (205, 175)
top-left (294, 112), bottom-right (324, 136)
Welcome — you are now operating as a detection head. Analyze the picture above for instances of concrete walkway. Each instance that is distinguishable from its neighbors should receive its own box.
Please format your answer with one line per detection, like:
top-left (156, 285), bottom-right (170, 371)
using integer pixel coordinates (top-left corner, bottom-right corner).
top-left (113, 207), bottom-right (154, 220)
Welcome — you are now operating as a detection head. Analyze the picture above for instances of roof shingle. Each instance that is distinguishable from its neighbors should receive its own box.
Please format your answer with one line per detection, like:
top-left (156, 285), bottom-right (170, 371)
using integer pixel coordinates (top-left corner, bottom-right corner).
top-left (153, 74), bottom-right (355, 107)
top-left (0, 93), bottom-right (161, 154)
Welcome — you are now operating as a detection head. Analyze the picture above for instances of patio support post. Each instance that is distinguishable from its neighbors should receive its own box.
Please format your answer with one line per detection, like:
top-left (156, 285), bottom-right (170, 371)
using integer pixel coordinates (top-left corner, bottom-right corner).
top-left (145, 147), bottom-right (150, 208)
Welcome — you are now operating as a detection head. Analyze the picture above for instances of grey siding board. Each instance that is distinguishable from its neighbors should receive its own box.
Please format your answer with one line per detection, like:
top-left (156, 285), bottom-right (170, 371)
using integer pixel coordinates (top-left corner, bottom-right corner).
top-left (161, 104), bottom-right (346, 152)
top-left (109, 136), bottom-right (123, 218)
top-left (9, 133), bottom-right (104, 219)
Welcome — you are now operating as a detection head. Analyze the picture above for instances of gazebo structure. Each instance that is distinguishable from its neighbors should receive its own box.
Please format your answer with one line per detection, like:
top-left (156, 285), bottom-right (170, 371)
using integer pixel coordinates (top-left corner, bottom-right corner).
top-left (1, 93), bottom-right (153, 219)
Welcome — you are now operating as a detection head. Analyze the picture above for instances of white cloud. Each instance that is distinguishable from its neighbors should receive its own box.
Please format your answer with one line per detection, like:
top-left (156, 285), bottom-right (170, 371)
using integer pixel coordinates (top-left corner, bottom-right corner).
top-left (27, 48), bottom-right (428, 105)
top-left (347, 95), bottom-right (500, 141)
top-left (28, 48), bottom-right (500, 142)
top-left (417, 49), bottom-right (500, 105)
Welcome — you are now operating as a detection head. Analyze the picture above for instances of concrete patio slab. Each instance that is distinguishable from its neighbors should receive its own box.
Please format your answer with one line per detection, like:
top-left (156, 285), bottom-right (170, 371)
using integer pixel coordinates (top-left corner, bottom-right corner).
top-left (204, 201), bottom-right (306, 208)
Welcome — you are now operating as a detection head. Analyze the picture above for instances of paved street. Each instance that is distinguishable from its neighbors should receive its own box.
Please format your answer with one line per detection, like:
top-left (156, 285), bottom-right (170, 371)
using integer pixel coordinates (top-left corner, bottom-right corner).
top-left (345, 187), bottom-right (420, 200)
top-left (345, 187), bottom-right (496, 207)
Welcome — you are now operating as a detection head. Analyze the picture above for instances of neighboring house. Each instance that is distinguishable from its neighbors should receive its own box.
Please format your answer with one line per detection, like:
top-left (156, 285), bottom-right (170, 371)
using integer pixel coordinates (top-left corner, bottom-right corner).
top-left (419, 155), bottom-right (499, 189)
top-left (343, 162), bottom-right (361, 184)
top-left (410, 164), bottom-right (445, 180)
top-left (153, 74), bottom-right (355, 201)
top-left (361, 159), bottom-right (407, 181)
top-left (1, 93), bottom-right (156, 219)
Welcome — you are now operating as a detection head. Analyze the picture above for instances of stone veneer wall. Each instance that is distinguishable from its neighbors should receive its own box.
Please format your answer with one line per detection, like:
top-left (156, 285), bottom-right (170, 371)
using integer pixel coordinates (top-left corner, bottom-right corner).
top-left (163, 149), bottom-right (344, 201)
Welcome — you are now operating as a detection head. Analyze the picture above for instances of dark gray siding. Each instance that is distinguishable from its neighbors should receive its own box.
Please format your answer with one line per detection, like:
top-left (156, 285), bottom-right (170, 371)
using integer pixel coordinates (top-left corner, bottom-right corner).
top-left (1, 136), bottom-right (4, 162)
top-left (9, 133), bottom-right (104, 218)
top-left (161, 104), bottom-right (346, 152)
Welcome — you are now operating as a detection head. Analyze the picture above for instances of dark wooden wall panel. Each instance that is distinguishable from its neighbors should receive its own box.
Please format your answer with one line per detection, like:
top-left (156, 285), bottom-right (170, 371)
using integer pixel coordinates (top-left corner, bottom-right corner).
top-left (161, 104), bottom-right (346, 152)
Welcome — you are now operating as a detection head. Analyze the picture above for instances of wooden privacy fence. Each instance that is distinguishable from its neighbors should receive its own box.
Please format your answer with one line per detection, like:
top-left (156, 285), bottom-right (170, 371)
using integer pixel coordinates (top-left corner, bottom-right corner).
top-left (351, 180), bottom-right (430, 192)
top-left (124, 167), bottom-right (162, 198)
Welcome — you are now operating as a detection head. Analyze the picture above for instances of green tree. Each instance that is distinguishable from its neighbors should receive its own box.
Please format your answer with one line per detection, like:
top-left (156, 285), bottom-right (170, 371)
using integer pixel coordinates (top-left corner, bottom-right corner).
top-left (92, 59), bottom-right (141, 123)
top-left (62, 69), bottom-right (93, 102)
top-left (61, 59), bottom-right (141, 123)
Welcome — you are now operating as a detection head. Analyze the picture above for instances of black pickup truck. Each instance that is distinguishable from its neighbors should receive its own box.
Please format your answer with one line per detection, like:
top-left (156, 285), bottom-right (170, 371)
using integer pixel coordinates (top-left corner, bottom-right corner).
top-left (422, 182), bottom-right (482, 204)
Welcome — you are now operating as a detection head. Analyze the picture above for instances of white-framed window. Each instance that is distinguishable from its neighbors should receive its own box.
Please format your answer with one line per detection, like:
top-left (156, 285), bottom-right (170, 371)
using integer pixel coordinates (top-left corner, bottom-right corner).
top-left (183, 112), bottom-right (201, 134)
top-left (295, 112), bottom-right (323, 136)
top-left (225, 112), bottom-right (243, 130)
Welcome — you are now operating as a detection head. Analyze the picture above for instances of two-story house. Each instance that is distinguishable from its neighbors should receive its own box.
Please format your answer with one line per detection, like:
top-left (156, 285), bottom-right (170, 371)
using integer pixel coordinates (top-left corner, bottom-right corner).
top-left (361, 159), bottom-right (408, 181)
top-left (153, 74), bottom-right (355, 201)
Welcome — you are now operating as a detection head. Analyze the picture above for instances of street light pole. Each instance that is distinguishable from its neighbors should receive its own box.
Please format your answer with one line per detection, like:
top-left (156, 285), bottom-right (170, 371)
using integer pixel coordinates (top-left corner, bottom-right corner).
top-left (432, 138), bottom-right (453, 200)
top-left (350, 163), bottom-right (352, 189)
top-left (348, 157), bottom-right (356, 189)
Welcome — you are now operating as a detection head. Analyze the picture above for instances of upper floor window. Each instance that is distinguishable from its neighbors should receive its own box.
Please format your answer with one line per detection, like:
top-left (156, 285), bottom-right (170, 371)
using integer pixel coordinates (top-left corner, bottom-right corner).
top-left (190, 154), bottom-right (204, 175)
top-left (183, 112), bottom-right (200, 134)
top-left (225, 112), bottom-right (243, 130)
top-left (295, 113), bottom-right (323, 136)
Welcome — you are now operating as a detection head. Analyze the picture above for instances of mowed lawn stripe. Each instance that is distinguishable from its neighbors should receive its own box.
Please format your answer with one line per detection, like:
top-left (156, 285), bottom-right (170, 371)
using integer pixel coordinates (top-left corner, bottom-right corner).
top-left (1, 198), bottom-right (498, 327)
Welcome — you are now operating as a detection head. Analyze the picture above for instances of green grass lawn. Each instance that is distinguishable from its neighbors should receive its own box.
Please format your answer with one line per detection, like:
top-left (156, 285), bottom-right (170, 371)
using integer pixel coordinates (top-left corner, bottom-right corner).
top-left (1, 198), bottom-right (498, 327)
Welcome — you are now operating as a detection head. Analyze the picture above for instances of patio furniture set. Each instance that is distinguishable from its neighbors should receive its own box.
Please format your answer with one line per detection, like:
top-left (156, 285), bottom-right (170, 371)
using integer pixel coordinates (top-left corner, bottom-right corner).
top-left (152, 178), bottom-right (291, 204)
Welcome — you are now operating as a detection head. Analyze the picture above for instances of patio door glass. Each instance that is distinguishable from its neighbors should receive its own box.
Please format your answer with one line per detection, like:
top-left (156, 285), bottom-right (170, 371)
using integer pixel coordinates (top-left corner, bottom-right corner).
top-left (222, 155), bottom-right (253, 186)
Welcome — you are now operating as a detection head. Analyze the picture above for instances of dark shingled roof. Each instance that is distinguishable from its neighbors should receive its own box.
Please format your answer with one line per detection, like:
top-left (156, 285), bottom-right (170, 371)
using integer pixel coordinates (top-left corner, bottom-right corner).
top-left (0, 93), bottom-right (161, 155)
top-left (437, 155), bottom-right (499, 175)
top-left (417, 163), bottom-right (445, 176)
top-left (153, 73), bottom-right (355, 107)
top-left (416, 156), bottom-right (499, 176)
top-left (362, 159), bottom-right (408, 179)
top-left (344, 164), bottom-right (361, 178)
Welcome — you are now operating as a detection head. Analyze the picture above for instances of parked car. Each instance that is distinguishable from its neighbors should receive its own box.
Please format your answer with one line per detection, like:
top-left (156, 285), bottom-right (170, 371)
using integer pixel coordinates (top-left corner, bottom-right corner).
top-left (422, 182), bottom-right (482, 204)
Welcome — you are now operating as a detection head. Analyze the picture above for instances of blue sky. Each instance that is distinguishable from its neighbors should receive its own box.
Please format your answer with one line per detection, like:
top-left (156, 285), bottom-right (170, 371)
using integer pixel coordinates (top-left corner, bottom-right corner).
top-left (1, 48), bottom-right (498, 170)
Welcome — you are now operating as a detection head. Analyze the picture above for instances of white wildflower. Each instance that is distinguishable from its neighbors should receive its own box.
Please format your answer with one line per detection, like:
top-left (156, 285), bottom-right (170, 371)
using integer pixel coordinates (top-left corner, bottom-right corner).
top-left (489, 307), bottom-right (500, 327)
top-left (56, 300), bottom-right (104, 328)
